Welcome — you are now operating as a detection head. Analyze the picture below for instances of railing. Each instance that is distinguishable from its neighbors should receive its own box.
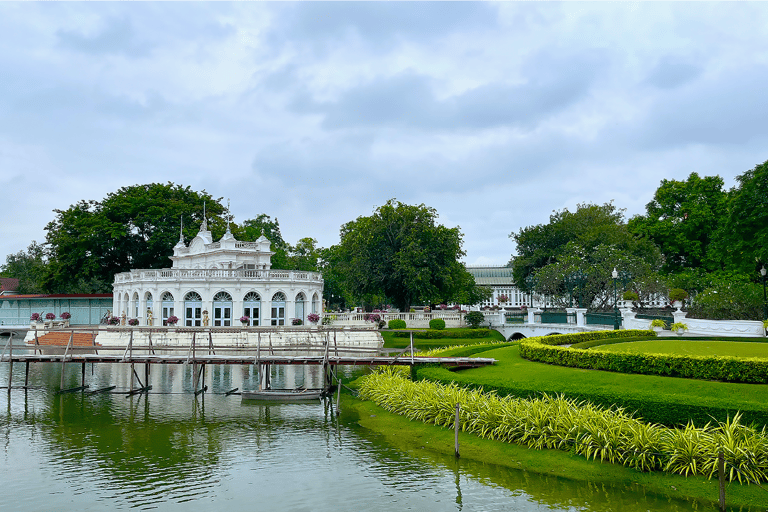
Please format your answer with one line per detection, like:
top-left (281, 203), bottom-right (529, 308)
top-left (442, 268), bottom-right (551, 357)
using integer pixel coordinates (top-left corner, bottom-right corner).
top-left (635, 313), bottom-right (673, 329)
top-left (534, 311), bottom-right (575, 324)
top-left (235, 242), bottom-right (261, 249)
top-left (586, 311), bottom-right (620, 327)
top-left (115, 269), bottom-right (323, 283)
top-left (504, 311), bottom-right (526, 324)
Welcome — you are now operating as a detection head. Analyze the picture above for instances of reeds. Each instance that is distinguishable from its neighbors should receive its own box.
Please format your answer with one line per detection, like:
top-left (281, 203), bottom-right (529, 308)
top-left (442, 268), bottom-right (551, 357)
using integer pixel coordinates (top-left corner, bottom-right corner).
top-left (358, 370), bottom-right (768, 483)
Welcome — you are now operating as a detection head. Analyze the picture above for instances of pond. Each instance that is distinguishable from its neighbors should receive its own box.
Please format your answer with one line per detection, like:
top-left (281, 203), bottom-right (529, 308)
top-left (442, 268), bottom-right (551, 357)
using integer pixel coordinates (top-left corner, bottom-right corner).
top-left (0, 339), bottom-right (746, 511)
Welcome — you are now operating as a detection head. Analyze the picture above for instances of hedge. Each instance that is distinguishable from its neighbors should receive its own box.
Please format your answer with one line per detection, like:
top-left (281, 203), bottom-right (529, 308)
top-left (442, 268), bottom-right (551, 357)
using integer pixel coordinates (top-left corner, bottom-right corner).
top-left (387, 319), bottom-right (407, 329)
top-left (519, 330), bottom-right (768, 384)
top-left (393, 328), bottom-right (493, 339)
top-left (429, 318), bottom-right (446, 330)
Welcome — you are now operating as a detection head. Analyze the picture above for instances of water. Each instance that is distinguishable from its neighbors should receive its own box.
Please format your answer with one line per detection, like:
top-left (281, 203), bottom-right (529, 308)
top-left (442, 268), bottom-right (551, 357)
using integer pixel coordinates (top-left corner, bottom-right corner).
top-left (0, 340), bottom-right (746, 511)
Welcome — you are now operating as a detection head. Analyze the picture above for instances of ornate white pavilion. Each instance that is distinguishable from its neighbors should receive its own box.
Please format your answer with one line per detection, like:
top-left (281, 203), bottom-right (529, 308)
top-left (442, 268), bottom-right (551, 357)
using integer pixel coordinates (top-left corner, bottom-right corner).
top-left (112, 217), bottom-right (323, 327)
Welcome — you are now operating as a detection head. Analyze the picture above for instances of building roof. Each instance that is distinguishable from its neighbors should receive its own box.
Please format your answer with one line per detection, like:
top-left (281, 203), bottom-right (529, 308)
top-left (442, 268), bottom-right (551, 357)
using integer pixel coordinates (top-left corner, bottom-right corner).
top-left (0, 278), bottom-right (19, 292)
top-left (465, 266), bottom-right (516, 286)
top-left (0, 293), bottom-right (112, 300)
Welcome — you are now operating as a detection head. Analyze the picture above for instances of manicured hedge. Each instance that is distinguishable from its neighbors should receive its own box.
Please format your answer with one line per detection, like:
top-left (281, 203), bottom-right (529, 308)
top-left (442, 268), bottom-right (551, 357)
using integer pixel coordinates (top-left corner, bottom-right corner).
top-left (519, 330), bottom-right (768, 384)
top-left (393, 328), bottom-right (493, 339)
top-left (388, 319), bottom-right (407, 329)
top-left (429, 318), bottom-right (446, 330)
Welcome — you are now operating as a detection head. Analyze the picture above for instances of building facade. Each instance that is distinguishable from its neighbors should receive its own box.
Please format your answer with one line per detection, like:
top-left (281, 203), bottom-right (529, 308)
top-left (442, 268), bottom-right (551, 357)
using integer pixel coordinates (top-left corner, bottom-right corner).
top-left (465, 266), bottom-right (547, 309)
top-left (112, 219), bottom-right (323, 327)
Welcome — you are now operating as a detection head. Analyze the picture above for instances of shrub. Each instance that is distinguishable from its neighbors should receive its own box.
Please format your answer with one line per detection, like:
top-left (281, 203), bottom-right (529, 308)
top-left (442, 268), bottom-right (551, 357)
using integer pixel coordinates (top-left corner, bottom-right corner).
top-left (669, 288), bottom-right (688, 302)
top-left (388, 319), bottom-right (407, 329)
top-left (307, 313), bottom-right (320, 324)
top-left (650, 319), bottom-right (667, 328)
top-left (392, 328), bottom-right (493, 339)
top-left (518, 330), bottom-right (768, 384)
top-left (429, 318), bottom-right (446, 330)
top-left (108, 316), bottom-right (120, 325)
top-left (670, 322), bottom-right (688, 332)
top-left (30, 313), bottom-right (40, 321)
top-left (292, 318), bottom-right (303, 326)
top-left (60, 312), bottom-right (71, 320)
top-left (45, 312), bottom-right (56, 320)
top-left (363, 313), bottom-right (381, 323)
top-left (465, 311), bottom-right (485, 328)
top-left (322, 315), bottom-right (334, 325)
top-left (128, 318), bottom-right (139, 326)
top-left (622, 291), bottom-right (639, 301)
top-left (687, 281), bottom-right (763, 320)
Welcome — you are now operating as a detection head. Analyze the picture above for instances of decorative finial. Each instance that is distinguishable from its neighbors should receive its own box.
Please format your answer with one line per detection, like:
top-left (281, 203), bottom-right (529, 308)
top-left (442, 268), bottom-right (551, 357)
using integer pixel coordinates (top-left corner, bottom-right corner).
top-left (179, 216), bottom-right (184, 243)
top-left (201, 201), bottom-right (208, 231)
top-left (226, 198), bottom-right (231, 234)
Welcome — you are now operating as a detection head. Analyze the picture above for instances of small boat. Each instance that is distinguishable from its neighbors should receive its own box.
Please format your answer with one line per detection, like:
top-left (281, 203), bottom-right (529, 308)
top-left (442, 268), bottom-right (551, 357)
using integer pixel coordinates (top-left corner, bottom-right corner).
top-left (241, 388), bottom-right (324, 402)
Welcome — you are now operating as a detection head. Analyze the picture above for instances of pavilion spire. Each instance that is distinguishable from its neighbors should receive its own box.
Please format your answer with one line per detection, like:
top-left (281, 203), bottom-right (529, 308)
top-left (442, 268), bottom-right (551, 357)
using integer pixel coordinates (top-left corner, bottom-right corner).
top-left (200, 201), bottom-right (208, 232)
top-left (225, 198), bottom-right (231, 234)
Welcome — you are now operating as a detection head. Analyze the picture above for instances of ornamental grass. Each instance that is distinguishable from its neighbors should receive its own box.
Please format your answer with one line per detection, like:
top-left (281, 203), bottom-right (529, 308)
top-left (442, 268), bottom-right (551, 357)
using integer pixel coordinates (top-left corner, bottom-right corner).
top-left (357, 370), bottom-right (768, 483)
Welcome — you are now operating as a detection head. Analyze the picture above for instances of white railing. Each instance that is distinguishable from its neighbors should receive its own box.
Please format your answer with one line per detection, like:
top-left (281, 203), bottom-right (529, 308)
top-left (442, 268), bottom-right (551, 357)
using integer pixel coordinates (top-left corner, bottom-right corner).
top-left (235, 242), bottom-right (260, 249)
top-left (114, 269), bottom-right (323, 284)
top-left (327, 311), bottom-right (465, 328)
top-left (205, 242), bottom-right (221, 250)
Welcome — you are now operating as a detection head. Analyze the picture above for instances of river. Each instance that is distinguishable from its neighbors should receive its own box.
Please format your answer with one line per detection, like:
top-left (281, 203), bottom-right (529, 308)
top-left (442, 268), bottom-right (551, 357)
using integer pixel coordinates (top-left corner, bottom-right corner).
top-left (0, 338), bottom-right (741, 511)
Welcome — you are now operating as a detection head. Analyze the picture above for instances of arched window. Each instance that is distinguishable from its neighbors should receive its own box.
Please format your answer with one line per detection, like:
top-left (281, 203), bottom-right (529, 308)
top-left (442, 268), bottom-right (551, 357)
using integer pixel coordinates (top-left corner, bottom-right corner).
top-left (132, 292), bottom-right (139, 320)
top-left (213, 291), bottom-right (233, 327)
top-left (161, 292), bottom-right (174, 326)
top-left (312, 293), bottom-right (320, 315)
top-left (295, 293), bottom-right (306, 323)
top-left (184, 291), bottom-right (203, 327)
top-left (271, 292), bottom-right (286, 326)
top-left (243, 292), bottom-right (261, 327)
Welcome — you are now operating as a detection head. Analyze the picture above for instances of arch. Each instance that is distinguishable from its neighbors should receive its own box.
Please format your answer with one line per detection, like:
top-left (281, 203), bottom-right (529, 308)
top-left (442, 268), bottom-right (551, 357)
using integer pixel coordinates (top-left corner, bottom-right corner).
top-left (311, 293), bottom-right (320, 314)
top-left (271, 292), bottom-right (286, 326)
top-left (243, 292), bottom-right (261, 326)
top-left (213, 290), bottom-right (233, 326)
top-left (132, 292), bottom-right (139, 319)
top-left (184, 291), bottom-right (203, 326)
top-left (161, 291), bottom-right (175, 326)
top-left (508, 332), bottom-right (526, 341)
top-left (294, 292), bottom-right (306, 323)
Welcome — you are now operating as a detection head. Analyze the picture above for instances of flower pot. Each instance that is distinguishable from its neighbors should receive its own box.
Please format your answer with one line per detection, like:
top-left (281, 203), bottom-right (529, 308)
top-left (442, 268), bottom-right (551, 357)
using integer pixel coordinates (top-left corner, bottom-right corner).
top-left (672, 300), bottom-right (683, 310)
top-left (675, 331), bottom-right (685, 336)
top-left (653, 326), bottom-right (663, 333)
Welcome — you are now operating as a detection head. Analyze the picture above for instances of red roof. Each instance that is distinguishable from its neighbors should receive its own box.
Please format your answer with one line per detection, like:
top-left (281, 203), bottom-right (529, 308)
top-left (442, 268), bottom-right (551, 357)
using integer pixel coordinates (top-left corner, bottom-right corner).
top-left (0, 278), bottom-right (19, 291)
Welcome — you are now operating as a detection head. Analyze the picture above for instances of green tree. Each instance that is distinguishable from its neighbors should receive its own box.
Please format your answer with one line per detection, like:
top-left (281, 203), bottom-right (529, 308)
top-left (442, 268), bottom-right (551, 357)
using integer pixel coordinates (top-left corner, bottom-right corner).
top-left (627, 172), bottom-right (729, 273)
top-left (1, 241), bottom-right (48, 294)
top-left (510, 202), bottom-right (662, 308)
top-left (235, 214), bottom-right (291, 269)
top-left (333, 199), bottom-right (477, 311)
top-left (44, 183), bottom-right (224, 293)
top-left (716, 159), bottom-right (768, 274)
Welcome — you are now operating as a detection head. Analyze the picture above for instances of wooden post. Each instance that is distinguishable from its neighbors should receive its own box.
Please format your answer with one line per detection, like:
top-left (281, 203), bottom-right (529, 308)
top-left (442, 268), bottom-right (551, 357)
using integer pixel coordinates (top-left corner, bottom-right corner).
top-left (454, 403), bottom-right (461, 458)
top-left (81, 362), bottom-right (86, 389)
top-left (718, 450), bottom-right (726, 512)
top-left (335, 371), bottom-right (341, 417)
top-left (7, 332), bottom-right (13, 391)
top-left (24, 361), bottom-right (30, 388)
top-left (130, 363), bottom-right (135, 393)
top-left (144, 362), bottom-right (150, 390)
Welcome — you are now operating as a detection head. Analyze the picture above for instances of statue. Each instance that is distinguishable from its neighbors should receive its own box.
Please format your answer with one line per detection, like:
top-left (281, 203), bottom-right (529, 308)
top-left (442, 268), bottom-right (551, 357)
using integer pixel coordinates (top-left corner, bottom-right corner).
top-left (147, 308), bottom-right (153, 326)
top-left (203, 310), bottom-right (209, 327)
top-left (120, 311), bottom-right (127, 326)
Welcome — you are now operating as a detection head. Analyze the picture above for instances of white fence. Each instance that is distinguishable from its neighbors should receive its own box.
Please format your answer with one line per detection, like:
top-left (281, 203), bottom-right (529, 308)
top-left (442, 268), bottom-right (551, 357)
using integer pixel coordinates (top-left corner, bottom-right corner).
top-left (327, 311), bottom-right (465, 328)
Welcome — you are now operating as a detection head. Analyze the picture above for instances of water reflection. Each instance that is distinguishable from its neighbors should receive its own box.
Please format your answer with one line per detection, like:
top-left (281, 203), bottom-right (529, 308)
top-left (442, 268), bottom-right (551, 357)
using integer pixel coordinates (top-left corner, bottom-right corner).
top-left (0, 346), bottom-right (760, 511)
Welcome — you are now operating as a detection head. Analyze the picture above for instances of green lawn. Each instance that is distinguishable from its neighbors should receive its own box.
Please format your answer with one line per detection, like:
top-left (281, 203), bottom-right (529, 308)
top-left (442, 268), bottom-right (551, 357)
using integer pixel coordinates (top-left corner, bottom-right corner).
top-left (593, 339), bottom-right (768, 358)
top-left (380, 328), bottom-right (506, 349)
top-left (418, 343), bottom-right (768, 427)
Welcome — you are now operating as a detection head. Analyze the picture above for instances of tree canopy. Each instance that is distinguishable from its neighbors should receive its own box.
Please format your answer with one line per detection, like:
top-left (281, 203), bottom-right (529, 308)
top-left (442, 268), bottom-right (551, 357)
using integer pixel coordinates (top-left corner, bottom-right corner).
top-left (331, 199), bottom-right (480, 311)
top-left (0, 241), bottom-right (47, 294)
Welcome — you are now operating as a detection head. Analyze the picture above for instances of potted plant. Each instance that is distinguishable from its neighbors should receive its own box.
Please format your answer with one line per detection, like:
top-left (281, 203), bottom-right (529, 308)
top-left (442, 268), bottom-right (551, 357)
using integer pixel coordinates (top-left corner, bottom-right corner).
top-left (128, 318), bottom-right (139, 326)
top-left (649, 319), bottom-right (666, 332)
top-left (669, 289), bottom-right (688, 309)
top-left (670, 322), bottom-right (688, 336)
top-left (621, 291), bottom-right (639, 308)
top-left (108, 316), bottom-right (120, 326)
top-left (307, 313), bottom-right (320, 324)
top-left (240, 315), bottom-right (250, 326)
top-left (497, 294), bottom-right (509, 304)
top-left (166, 315), bottom-right (179, 326)
top-left (30, 313), bottom-right (41, 324)
top-left (292, 318), bottom-right (303, 326)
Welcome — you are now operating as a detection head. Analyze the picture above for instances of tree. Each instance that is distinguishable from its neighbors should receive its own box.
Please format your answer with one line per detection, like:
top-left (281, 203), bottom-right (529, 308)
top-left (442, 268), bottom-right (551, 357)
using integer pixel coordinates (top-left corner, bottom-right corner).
top-left (1, 241), bottom-right (48, 294)
top-left (510, 202), bottom-right (662, 308)
top-left (235, 214), bottom-right (291, 269)
top-left (332, 199), bottom-right (478, 311)
top-left (627, 172), bottom-right (729, 273)
top-left (44, 183), bottom-right (225, 293)
top-left (716, 159), bottom-right (768, 274)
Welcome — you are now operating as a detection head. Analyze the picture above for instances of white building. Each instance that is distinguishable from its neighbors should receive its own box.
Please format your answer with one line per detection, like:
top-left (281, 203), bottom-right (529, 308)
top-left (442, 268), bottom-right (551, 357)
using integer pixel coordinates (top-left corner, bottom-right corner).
top-left (465, 266), bottom-right (545, 309)
top-left (112, 218), bottom-right (323, 327)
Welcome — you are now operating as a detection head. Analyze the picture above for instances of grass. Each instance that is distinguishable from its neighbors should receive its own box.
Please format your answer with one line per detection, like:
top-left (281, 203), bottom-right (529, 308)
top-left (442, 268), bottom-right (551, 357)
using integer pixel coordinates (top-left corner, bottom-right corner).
top-left (380, 328), bottom-right (506, 349)
top-left (345, 395), bottom-right (768, 510)
top-left (594, 339), bottom-right (768, 358)
top-left (418, 344), bottom-right (768, 427)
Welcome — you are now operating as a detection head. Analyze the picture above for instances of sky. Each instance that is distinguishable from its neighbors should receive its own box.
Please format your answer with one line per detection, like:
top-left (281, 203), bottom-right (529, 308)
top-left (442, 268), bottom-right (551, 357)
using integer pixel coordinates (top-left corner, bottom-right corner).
top-left (1, 2), bottom-right (768, 268)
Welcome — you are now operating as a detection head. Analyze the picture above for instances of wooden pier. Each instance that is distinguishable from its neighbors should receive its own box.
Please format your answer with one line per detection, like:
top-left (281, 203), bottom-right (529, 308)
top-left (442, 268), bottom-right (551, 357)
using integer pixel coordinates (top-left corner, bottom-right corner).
top-left (0, 327), bottom-right (495, 394)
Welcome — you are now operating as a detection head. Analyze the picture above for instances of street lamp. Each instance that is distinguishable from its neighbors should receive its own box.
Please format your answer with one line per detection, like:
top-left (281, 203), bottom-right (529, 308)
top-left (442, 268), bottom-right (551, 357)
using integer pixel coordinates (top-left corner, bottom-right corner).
top-left (612, 267), bottom-right (620, 330)
top-left (761, 266), bottom-right (767, 321)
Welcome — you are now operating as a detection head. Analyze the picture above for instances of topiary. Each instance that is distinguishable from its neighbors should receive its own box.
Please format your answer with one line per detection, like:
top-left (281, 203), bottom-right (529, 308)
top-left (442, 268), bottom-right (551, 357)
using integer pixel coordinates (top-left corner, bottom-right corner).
top-left (388, 319), bottom-right (407, 329)
top-left (669, 288), bottom-right (688, 302)
top-left (622, 290), bottom-right (639, 301)
top-left (429, 318), bottom-right (446, 330)
top-left (465, 311), bottom-right (485, 329)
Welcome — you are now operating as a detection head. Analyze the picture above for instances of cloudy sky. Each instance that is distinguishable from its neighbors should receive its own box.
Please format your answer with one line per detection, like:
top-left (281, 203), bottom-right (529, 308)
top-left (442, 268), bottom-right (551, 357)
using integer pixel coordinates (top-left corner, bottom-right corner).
top-left (1, 2), bottom-right (767, 267)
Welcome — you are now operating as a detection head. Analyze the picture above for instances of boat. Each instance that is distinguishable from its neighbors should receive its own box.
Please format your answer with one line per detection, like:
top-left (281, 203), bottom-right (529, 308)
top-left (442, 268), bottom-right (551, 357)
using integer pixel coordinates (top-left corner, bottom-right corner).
top-left (241, 388), bottom-right (325, 402)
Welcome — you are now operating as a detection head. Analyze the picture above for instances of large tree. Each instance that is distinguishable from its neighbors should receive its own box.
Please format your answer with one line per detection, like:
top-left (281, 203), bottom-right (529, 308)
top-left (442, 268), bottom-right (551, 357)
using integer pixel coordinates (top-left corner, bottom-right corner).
top-left (627, 172), bottom-right (729, 273)
top-left (1, 241), bottom-right (48, 294)
top-left (510, 202), bottom-right (662, 307)
top-left (332, 199), bottom-right (479, 311)
top-left (44, 183), bottom-right (225, 293)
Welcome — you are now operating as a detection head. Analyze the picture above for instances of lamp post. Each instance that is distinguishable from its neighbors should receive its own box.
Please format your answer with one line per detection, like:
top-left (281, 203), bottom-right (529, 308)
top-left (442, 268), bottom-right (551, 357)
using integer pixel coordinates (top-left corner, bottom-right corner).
top-left (761, 266), bottom-right (767, 321)
top-left (612, 267), bottom-right (620, 330)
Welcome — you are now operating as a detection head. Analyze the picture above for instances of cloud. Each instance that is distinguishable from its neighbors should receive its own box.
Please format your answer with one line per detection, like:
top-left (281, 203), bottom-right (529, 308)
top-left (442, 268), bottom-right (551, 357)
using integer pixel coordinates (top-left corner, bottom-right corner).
top-left (57, 17), bottom-right (154, 57)
top-left (645, 55), bottom-right (703, 89)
